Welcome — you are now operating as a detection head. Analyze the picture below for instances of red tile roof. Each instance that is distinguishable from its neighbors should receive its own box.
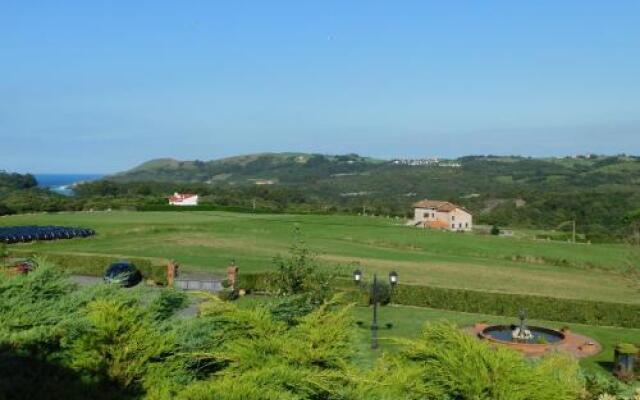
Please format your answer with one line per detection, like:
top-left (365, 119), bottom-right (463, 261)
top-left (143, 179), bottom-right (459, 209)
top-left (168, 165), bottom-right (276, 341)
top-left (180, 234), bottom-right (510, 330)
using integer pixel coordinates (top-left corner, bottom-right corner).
top-left (169, 193), bottom-right (197, 202)
top-left (413, 199), bottom-right (470, 214)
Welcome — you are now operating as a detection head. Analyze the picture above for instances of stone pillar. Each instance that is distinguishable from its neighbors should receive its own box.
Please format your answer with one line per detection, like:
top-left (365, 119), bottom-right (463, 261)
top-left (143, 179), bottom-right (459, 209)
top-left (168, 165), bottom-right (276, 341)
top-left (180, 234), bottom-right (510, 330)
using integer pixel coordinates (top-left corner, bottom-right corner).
top-left (167, 260), bottom-right (179, 287)
top-left (227, 260), bottom-right (239, 289)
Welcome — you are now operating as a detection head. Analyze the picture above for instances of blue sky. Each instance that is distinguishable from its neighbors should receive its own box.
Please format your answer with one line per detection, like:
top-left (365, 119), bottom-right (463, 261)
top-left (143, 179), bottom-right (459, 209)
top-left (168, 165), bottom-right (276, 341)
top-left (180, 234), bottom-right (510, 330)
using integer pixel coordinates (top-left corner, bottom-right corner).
top-left (1, 1), bottom-right (639, 173)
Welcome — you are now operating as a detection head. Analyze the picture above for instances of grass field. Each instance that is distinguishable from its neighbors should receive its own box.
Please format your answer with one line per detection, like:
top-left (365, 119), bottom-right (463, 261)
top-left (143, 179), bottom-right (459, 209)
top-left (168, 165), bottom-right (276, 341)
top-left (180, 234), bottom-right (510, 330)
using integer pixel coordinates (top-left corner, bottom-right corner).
top-left (2, 210), bottom-right (639, 304)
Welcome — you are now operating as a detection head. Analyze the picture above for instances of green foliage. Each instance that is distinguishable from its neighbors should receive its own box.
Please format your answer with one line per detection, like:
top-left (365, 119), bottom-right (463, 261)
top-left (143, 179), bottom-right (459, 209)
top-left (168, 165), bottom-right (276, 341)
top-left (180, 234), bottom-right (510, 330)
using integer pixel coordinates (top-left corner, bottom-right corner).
top-left (391, 283), bottom-right (640, 328)
top-left (148, 289), bottom-right (188, 321)
top-left (0, 171), bottom-right (37, 190)
top-left (0, 242), bottom-right (7, 267)
top-left (216, 288), bottom-right (239, 301)
top-left (7, 250), bottom-right (167, 284)
top-left (361, 322), bottom-right (582, 400)
top-left (268, 294), bottom-right (316, 326)
top-left (235, 272), bottom-right (274, 293)
top-left (583, 372), bottom-right (627, 399)
top-left (615, 343), bottom-right (639, 354)
top-left (491, 224), bottom-right (501, 235)
top-left (271, 227), bottom-right (334, 302)
top-left (0, 259), bottom-right (626, 399)
top-left (65, 297), bottom-right (173, 389)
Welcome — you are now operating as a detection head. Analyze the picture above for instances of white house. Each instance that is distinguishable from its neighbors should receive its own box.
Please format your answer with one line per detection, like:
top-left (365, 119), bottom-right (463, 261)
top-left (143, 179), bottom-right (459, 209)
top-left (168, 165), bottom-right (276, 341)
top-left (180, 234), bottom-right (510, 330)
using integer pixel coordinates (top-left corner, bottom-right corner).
top-left (411, 199), bottom-right (472, 231)
top-left (168, 193), bottom-right (199, 206)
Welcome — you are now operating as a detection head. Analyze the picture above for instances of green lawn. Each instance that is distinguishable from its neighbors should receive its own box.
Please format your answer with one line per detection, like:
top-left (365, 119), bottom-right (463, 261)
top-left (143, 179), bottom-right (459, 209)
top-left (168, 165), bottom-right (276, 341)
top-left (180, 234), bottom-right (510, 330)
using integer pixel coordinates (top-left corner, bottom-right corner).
top-left (2, 210), bottom-right (639, 304)
top-left (351, 304), bottom-right (640, 376)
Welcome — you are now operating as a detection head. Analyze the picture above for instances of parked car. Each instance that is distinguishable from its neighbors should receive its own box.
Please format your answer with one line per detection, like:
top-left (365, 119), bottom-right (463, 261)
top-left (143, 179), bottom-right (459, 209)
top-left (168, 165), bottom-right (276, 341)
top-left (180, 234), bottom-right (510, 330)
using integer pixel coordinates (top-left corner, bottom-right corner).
top-left (103, 262), bottom-right (142, 287)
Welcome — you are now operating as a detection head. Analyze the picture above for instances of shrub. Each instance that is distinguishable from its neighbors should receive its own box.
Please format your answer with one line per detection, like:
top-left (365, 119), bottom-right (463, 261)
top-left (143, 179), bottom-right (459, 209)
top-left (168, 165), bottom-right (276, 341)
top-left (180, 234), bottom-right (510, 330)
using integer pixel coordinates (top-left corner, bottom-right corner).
top-left (268, 294), bottom-right (316, 326)
top-left (217, 288), bottom-right (239, 302)
top-left (236, 273), bottom-right (274, 293)
top-left (148, 289), bottom-right (188, 321)
top-left (391, 284), bottom-right (640, 328)
top-left (7, 250), bottom-right (167, 284)
top-left (361, 322), bottom-right (582, 400)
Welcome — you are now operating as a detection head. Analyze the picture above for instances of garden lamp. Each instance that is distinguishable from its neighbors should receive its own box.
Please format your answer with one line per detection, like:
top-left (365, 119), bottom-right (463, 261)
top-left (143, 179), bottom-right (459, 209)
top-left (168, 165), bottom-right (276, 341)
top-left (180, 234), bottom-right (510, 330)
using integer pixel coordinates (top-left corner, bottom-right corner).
top-left (389, 271), bottom-right (398, 286)
top-left (353, 269), bottom-right (362, 283)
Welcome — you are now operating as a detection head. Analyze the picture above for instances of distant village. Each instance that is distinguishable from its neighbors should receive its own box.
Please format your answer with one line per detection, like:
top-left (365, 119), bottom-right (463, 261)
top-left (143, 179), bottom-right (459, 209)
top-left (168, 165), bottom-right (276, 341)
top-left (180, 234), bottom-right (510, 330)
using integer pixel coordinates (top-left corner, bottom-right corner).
top-left (390, 158), bottom-right (462, 168)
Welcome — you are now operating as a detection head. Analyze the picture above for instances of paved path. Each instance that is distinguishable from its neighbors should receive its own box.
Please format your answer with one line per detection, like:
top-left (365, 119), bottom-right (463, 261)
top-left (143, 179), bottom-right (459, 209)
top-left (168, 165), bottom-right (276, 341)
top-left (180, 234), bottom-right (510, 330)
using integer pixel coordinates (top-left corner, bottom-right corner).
top-left (70, 275), bottom-right (102, 286)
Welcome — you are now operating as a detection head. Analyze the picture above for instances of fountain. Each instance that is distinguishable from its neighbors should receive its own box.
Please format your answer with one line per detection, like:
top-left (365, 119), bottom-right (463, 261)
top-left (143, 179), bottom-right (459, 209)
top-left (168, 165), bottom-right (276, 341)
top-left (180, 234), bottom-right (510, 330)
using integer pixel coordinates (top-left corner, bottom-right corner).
top-left (472, 309), bottom-right (602, 358)
top-left (512, 309), bottom-right (534, 342)
top-left (478, 309), bottom-right (565, 345)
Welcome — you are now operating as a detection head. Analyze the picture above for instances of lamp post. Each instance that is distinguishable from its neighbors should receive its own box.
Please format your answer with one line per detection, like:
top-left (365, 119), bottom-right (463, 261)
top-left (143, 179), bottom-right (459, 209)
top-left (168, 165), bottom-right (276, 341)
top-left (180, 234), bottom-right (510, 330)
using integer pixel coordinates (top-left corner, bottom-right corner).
top-left (353, 269), bottom-right (399, 350)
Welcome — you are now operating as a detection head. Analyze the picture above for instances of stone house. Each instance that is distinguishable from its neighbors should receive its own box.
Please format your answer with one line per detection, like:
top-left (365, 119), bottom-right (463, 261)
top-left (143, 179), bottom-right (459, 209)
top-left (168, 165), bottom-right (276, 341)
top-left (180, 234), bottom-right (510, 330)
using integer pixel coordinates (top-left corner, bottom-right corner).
top-left (411, 199), bottom-right (473, 231)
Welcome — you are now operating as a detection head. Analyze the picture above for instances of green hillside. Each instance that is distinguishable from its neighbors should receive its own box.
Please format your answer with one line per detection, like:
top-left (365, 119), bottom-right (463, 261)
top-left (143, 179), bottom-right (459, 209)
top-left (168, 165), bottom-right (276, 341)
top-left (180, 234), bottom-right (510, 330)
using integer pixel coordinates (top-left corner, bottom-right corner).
top-left (103, 153), bottom-right (640, 241)
top-left (2, 211), bottom-right (639, 304)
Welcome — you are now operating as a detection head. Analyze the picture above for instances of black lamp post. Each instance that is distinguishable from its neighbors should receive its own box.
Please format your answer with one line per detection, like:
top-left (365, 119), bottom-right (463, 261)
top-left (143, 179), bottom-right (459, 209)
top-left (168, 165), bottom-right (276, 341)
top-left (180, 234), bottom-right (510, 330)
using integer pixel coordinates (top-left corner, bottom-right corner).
top-left (353, 269), bottom-right (399, 350)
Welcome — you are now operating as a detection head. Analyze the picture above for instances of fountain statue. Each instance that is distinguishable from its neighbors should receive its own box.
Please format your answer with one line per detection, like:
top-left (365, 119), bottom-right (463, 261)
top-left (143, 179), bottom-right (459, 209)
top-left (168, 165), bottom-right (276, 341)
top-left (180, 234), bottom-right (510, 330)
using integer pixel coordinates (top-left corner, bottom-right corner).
top-left (512, 309), bottom-right (533, 341)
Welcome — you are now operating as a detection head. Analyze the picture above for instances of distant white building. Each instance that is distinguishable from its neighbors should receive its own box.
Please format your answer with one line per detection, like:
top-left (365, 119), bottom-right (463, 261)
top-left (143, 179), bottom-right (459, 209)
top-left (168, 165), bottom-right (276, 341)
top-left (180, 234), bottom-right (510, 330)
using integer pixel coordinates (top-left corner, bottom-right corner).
top-left (410, 199), bottom-right (473, 231)
top-left (168, 193), bottom-right (199, 206)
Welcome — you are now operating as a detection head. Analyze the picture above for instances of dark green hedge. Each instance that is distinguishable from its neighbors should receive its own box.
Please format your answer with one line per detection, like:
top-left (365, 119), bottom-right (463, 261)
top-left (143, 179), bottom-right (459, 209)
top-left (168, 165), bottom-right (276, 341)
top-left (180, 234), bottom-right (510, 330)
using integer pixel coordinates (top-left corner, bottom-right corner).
top-left (237, 272), bottom-right (640, 328)
top-left (236, 272), bottom-right (275, 292)
top-left (391, 284), bottom-right (640, 329)
top-left (8, 250), bottom-right (167, 284)
top-left (138, 204), bottom-right (283, 214)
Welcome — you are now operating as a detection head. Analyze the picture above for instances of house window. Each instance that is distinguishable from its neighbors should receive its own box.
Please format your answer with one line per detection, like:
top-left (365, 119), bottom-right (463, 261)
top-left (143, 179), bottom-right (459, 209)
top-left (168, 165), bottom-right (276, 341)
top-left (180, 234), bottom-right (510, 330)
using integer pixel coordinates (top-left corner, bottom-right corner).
top-left (465, 222), bottom-right (469, 228)
top-left (451, 224), bottom-right (455, 229)
top-left (452, 215), bottom-right (455, 221)
top-left (432, 213), bottom-right (435, 218)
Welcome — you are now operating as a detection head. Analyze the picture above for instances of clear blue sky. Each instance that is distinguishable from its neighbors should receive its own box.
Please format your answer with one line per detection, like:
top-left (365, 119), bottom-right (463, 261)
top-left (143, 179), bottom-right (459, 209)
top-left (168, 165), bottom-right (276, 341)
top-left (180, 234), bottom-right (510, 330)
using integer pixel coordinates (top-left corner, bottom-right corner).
top-left (1, 1), bottom-right (639, 173)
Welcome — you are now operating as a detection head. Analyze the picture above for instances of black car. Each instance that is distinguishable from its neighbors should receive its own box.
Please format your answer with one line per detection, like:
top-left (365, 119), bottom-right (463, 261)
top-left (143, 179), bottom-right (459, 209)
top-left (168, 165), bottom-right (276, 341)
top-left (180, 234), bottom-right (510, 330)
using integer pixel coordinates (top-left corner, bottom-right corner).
top-left (104, 262), bottom-right (142, 287)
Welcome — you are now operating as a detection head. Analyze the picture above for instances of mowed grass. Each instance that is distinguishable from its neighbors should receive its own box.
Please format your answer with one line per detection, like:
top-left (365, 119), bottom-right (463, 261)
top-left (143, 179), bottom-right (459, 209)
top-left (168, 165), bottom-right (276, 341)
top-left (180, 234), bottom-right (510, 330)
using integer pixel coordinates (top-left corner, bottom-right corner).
top-left (351, 305), bottom-right (640, 375)
top-left (1, 211), bottom-right (639, 304)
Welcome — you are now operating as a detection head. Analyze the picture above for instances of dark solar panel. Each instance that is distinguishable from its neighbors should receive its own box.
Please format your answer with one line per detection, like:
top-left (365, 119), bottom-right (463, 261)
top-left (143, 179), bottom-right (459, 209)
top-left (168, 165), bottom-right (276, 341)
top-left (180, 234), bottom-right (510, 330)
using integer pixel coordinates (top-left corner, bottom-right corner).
top-left (0, 226), bottom-right (96, 244)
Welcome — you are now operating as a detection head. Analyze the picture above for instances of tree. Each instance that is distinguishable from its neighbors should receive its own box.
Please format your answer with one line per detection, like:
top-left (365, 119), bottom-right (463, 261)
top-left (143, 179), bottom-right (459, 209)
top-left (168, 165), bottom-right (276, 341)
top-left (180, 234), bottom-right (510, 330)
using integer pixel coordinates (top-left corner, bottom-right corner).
top-left (271, 226), bottom-right (332, 300)
top-left (491, 224), bottom-right (501, 235)
top-left (624, 209), bottom-right (640, 246)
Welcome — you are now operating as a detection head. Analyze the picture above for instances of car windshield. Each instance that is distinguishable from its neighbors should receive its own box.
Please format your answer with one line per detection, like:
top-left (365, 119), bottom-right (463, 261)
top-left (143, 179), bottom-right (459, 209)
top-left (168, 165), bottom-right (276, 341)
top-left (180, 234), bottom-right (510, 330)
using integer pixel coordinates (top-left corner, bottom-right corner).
top-left (107, 263), bottom-right (132, 276)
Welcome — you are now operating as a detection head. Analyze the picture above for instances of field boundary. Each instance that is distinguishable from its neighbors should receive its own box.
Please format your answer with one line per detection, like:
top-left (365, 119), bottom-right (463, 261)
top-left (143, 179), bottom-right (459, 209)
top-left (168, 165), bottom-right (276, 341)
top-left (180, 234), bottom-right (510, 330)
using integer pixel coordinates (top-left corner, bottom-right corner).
top-left (6, 249), bottom-right (169, 284)
top-left (239, 272), bottom-right (640, 329)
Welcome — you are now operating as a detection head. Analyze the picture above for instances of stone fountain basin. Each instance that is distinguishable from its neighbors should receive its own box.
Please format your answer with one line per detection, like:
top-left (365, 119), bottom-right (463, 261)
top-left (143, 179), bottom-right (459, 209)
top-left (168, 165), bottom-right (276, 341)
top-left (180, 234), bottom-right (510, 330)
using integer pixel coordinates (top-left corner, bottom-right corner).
top-left (472, 323), bottom-right (601, 358)
top-left (480, 324), bottom-right (565, 345)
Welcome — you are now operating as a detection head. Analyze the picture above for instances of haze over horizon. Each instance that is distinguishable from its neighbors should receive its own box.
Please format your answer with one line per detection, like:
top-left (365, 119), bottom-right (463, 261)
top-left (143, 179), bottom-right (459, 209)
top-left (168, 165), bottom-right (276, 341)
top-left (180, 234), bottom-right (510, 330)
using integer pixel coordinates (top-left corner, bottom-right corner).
top-left (2, 1), bottom-right (639, 173)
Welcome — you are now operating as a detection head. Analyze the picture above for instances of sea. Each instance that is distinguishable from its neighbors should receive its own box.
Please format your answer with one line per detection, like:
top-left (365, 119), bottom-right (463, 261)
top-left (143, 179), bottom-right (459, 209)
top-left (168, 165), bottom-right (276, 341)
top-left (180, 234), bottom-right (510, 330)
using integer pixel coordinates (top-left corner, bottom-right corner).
top-left (35, 174), bottom-right (104, 196)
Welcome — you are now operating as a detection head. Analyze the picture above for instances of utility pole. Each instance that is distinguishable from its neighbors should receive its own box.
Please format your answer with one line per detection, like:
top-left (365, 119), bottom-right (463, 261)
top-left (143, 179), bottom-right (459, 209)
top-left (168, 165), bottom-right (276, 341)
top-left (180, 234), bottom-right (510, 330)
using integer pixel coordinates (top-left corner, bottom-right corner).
top-left (252, 198), bottom-right (256, 211)
top-left (572, 220), bottom-right (576, 244)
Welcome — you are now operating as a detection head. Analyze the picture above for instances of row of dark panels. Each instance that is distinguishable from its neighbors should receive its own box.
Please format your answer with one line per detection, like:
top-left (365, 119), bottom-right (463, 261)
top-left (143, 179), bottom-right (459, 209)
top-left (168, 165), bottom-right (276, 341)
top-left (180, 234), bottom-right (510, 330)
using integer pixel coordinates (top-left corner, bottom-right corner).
top-left (0, 225), bottom-right (96, 244)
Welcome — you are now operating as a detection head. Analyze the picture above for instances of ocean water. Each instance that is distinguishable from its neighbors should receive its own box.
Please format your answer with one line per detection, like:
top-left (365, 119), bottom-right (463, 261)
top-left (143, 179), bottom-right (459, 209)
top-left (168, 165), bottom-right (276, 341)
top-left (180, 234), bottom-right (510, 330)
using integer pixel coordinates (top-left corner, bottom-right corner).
top-left (35, 174), bottom-right (103, 195)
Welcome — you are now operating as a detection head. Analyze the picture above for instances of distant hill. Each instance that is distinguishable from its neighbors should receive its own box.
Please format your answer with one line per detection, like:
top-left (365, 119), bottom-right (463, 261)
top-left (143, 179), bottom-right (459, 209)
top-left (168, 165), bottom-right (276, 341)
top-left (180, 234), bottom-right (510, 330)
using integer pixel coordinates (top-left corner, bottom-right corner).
top-left (111, 153), bottom-right (383, 184)
top-left (111, 153), bottom-right (640, 201)
top-left (107, 152), bottom-right (640, 241)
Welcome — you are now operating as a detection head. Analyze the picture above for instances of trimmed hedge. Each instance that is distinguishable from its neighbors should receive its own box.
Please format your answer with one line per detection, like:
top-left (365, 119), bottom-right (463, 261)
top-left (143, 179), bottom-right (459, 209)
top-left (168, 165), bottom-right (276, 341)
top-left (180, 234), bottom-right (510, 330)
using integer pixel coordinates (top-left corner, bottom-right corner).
top-left (391, 284), bottom-right (640, 329)
top-left (237, 272), bottom-right (640, 328)
top-left (236, 272), bottom-right (275, 293)
top-left (8, 250), bottom-right (167, 284)
top-left (138, 204), bottom-right (283, 214)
